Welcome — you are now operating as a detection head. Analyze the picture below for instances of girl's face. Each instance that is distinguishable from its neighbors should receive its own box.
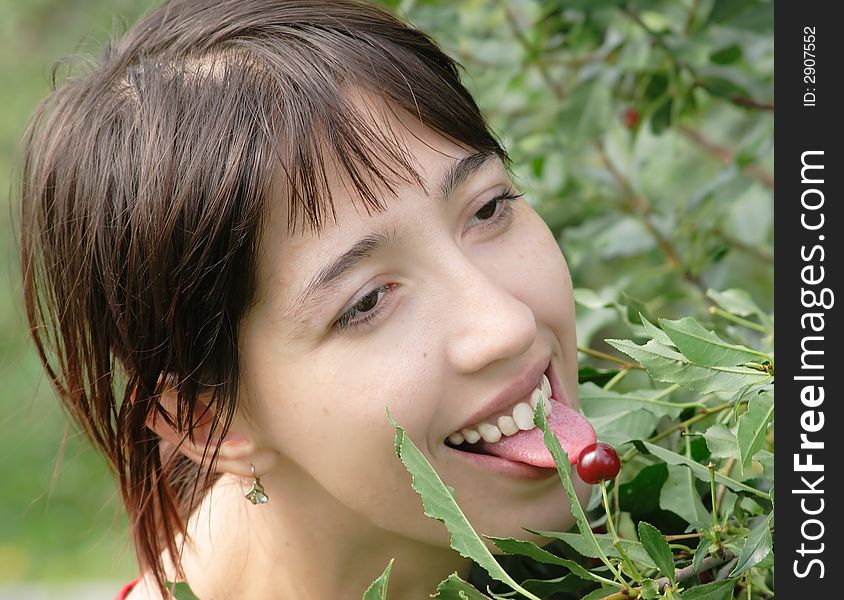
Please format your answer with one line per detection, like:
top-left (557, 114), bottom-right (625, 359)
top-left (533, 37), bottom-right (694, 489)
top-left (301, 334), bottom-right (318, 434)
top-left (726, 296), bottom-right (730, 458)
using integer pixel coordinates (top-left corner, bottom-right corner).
top-left (238, 93), bottom-right (590, 549)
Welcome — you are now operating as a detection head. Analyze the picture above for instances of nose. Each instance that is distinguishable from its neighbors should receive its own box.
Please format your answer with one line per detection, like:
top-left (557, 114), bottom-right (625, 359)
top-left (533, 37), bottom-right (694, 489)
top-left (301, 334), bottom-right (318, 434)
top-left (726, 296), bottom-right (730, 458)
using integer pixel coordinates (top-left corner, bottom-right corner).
top-left (441, 254), bottom-right (537, 374)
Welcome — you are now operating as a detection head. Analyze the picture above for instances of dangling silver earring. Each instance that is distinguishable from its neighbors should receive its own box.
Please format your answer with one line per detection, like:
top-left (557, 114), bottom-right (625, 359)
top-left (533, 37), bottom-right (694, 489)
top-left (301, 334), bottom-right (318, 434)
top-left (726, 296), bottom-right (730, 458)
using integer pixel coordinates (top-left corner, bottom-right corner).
top-left (244, 464), bottom-right (269, 505)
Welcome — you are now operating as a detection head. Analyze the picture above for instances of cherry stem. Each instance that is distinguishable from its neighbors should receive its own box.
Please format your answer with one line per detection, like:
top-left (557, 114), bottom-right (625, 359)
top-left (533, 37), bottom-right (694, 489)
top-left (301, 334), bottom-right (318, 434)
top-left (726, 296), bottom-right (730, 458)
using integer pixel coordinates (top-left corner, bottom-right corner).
top-left (601, 481), bottom-right (643, 583)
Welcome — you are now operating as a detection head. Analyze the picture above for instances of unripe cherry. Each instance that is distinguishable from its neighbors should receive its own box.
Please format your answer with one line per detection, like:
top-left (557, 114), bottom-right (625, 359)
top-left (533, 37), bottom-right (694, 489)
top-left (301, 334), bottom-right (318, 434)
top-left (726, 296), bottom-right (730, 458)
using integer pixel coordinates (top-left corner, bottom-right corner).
top-left (576, 442), bottom-right (621, 484)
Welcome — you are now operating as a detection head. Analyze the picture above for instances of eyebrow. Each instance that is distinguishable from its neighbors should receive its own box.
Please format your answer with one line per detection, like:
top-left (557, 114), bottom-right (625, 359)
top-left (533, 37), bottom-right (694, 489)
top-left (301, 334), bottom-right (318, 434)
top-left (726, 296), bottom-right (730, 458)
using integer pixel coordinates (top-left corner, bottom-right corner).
top-left (283, 150), bottom-right (502, 331)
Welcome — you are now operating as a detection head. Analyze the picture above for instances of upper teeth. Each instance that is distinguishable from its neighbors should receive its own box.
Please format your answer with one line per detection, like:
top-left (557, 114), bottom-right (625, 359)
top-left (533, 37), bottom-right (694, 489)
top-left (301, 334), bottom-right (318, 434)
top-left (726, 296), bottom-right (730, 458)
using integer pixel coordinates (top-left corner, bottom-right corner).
top-left (447, 373), bottom-right (553, 445)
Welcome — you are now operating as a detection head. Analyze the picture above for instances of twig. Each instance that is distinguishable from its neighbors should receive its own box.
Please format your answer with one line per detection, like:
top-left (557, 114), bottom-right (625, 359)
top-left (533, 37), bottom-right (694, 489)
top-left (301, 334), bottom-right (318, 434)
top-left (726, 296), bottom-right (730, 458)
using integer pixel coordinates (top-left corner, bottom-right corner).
top-left (499, 1), bottom-right (566, 100)
top-left (708, 306), bottom-right (768, 333)
top-left (649, 402), bottom-right (733, 443)
top-left (603, 368), bottom-right (631, 390)
top-left (730, 96), bottom-right (775, 111)
top-left (593, 140), bottom-right (709, 299)
top-left (714, 230), bottom-right (774, 264)
top-left (578, 346), bottom-right (643, 370)
top-left (677, 125), bottom-right (774, 190)
top-left (602, 482), bottom-right (643, 583)
top-left (664, 532), bottom-right (703, 542)
top-left (602, 550), bottom-right (736, 600)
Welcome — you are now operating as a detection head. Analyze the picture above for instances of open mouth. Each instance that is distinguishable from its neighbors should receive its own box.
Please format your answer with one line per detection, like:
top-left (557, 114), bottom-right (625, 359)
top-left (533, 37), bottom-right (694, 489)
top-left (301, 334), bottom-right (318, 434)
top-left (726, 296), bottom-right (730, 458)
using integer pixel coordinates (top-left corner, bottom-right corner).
top-left (445, 438), bottom-right (492, 455)
top-left (443, 361), bottom-right (598, 472)
top-left (443, 369), bottom-right (553, 450)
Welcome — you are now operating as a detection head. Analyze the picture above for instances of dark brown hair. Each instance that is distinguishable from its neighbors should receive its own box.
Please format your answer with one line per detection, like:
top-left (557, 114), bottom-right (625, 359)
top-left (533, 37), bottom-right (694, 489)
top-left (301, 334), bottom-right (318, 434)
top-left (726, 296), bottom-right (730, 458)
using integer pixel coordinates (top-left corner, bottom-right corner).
top-left (18, 0), bottom-right (508, 595)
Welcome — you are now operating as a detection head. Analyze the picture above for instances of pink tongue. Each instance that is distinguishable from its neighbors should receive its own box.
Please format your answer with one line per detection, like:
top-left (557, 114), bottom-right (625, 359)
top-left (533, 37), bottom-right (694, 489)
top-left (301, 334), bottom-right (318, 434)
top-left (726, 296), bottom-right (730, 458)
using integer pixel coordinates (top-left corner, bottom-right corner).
top-left (478, 399), bottom-right (596, 468)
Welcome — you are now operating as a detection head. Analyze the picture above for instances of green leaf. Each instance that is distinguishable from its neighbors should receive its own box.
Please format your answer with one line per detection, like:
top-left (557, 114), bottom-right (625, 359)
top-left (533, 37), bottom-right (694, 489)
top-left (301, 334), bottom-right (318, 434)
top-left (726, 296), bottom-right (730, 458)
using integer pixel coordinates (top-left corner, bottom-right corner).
top-left (528, 530), bottom-right (657, 570)
top-left (659, 465), bottom-right (711, 526)
top-left (619, 463), bottom-right (668, 515)
top-left (606, 338), bottom-right (769, 393)
top-left (692, 538), bottom-right (711, 572)
top-left (579, 382), bottom-right (685, 420)
top-left (578, 366), bottom-right (620, 387)
top-left (387, 409), bottom-right (540, 600)
top-left (636, 442), bottom-right (767, 498)
top-left (657, 316), bottom-right (768, 367)
top-left (586, 408), bottom-right (660, 447)
top-left (639, 313), bottom-right (675, 347)
top-left (431, 573), bottom-right (490, 600)
top-left (650, 97), bottom-right (673, 135)
top-left (520, 574), bottom-right (587, 596)
top-left (637, 522), bottom-right (675, 584)
top-left (362, 558), bottom-right (393, 600)
top-left (707, 0), bottom-right (772, 30)
top-left (680, 579), bottom-right (738, 600)
top-left (639, 578), bottom-right (660, 600)
top-left (730, 514), bottom-right (773, 576)
top-left (737, 391), bottom-right (773, 470)
top-left (486, 537), bottom-right (605, 582)
top-left (708, 0), bottom-right (754, 23)
top-left (622, 293), bottom-right (652, 326)
top-left (699, 75), bottom-right (750, 100)
top-left (706, 289), bottom-right (773, 330)
top-left (756, 449), bottom-right (774, 478)
top-left (582, 588), bottom-right (619, 600)
top-left (574, 288), bottom-right (614, 309)
top-left (703, 424), bottom-right (739, 459)
top-left (709, 44), bottom-right (743, 65)
top-left (165, 582), bottom-right (200, 600)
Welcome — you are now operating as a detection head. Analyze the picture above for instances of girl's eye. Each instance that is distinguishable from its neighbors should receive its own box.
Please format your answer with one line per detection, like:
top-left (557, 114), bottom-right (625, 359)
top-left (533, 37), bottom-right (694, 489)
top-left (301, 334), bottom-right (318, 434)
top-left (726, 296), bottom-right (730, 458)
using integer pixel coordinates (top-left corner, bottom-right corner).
top-left (335, 283), bottom-right (396, 333)
top-left (334, 188), bottom-right (524, 334)
top-left (467, 189), bottom-right (524, 229)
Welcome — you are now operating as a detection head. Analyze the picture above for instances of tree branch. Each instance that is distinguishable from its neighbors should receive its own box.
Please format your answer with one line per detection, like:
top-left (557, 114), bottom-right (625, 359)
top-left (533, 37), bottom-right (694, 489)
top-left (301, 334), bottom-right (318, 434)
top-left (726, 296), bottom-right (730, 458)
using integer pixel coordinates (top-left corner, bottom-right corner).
top-left (578, 346), bottom-right (643, 370)
top-left (677, 125), bottom-right (774, 190)
top-left (499, 1), bottom-right (566, 100)
top-left (593, 140), bottom-right (709, 299)
top-left (601, 549), bottom-right (736, 600)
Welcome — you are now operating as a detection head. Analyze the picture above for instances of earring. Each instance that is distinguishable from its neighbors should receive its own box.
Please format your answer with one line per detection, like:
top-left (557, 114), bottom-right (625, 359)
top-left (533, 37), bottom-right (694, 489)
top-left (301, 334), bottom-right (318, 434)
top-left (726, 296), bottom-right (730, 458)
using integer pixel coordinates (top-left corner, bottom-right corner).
top-left (244, 464), bottom-right (269, 505)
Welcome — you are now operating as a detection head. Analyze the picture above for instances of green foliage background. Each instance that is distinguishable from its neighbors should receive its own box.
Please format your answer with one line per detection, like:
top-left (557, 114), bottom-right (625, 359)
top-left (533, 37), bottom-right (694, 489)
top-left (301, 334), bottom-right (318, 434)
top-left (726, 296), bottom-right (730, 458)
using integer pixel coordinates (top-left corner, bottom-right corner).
top-left (0, 0), bottom-right (772, 587)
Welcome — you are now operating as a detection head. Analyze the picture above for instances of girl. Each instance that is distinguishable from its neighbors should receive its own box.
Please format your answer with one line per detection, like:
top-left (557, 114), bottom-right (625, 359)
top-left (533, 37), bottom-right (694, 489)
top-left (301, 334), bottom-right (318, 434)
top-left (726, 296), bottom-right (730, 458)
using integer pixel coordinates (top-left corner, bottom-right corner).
top-left (18, 0), bottom-right (597, 597)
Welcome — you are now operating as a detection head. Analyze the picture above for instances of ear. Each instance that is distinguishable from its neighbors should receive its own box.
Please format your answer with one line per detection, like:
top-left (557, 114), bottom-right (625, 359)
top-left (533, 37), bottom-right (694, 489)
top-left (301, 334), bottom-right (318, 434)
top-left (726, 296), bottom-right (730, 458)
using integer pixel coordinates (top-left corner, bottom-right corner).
top-left (144, 378), bottom-right (277, 478)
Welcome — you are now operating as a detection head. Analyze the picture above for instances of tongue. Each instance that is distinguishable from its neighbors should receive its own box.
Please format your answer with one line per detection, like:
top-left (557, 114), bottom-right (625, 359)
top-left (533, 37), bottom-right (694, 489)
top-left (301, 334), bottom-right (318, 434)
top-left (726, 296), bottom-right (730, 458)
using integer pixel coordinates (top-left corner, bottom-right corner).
top-left (478, 399), bottom-right (596, 468)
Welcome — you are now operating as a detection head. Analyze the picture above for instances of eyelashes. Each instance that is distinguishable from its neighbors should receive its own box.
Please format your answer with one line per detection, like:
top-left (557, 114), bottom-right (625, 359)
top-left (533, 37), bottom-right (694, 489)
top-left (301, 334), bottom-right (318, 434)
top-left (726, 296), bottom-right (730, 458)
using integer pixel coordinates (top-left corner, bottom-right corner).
top-left (334, 189), bottom-right (524, 333)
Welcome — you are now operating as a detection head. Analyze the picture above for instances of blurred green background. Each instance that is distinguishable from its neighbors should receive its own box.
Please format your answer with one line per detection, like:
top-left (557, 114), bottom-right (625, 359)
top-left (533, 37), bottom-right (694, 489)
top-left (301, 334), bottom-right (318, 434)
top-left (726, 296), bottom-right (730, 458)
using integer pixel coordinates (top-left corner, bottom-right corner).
top-left (0, 0), bottom-right (772, 591)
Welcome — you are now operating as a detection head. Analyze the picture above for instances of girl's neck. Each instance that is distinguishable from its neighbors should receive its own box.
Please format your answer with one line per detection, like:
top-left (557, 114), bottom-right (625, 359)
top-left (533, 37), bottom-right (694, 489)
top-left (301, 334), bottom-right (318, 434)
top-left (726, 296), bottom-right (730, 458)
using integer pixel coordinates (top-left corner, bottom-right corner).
top-left (135, 470), bottom-right (470, 599)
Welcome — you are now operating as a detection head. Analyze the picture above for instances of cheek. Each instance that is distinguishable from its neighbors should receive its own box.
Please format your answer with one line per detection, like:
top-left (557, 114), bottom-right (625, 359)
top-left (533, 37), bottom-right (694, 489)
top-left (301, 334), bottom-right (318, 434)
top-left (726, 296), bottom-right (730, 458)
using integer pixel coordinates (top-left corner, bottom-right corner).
top-left (247, 349), bottom-right (436, 515)
top-left (503, 211), bottom-right (574, 321)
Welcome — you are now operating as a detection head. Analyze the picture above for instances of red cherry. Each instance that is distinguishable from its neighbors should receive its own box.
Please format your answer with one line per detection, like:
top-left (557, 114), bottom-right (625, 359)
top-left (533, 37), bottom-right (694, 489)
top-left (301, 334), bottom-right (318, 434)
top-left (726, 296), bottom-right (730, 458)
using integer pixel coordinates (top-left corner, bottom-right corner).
top-left (621, 108), bottom-right (640, 129)
top-left (576, 442), bottom-right (621, 484)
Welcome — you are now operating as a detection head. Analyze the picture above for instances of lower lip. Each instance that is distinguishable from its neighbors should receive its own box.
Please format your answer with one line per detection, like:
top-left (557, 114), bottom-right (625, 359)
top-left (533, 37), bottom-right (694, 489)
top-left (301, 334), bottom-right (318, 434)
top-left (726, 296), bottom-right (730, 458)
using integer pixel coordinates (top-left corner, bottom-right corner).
top-left (444, 445), bottom-right (558, 481)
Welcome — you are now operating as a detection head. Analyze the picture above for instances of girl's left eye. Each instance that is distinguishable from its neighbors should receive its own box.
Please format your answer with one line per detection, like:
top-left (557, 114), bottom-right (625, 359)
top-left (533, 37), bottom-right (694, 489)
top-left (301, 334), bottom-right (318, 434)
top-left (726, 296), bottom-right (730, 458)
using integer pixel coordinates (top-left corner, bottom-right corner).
top-left (335, 283), bottom-right (396, 333)
top-left (466, 189), bottom-right (524, 229)
top-left (334, 188), bottom-right (524, 334)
